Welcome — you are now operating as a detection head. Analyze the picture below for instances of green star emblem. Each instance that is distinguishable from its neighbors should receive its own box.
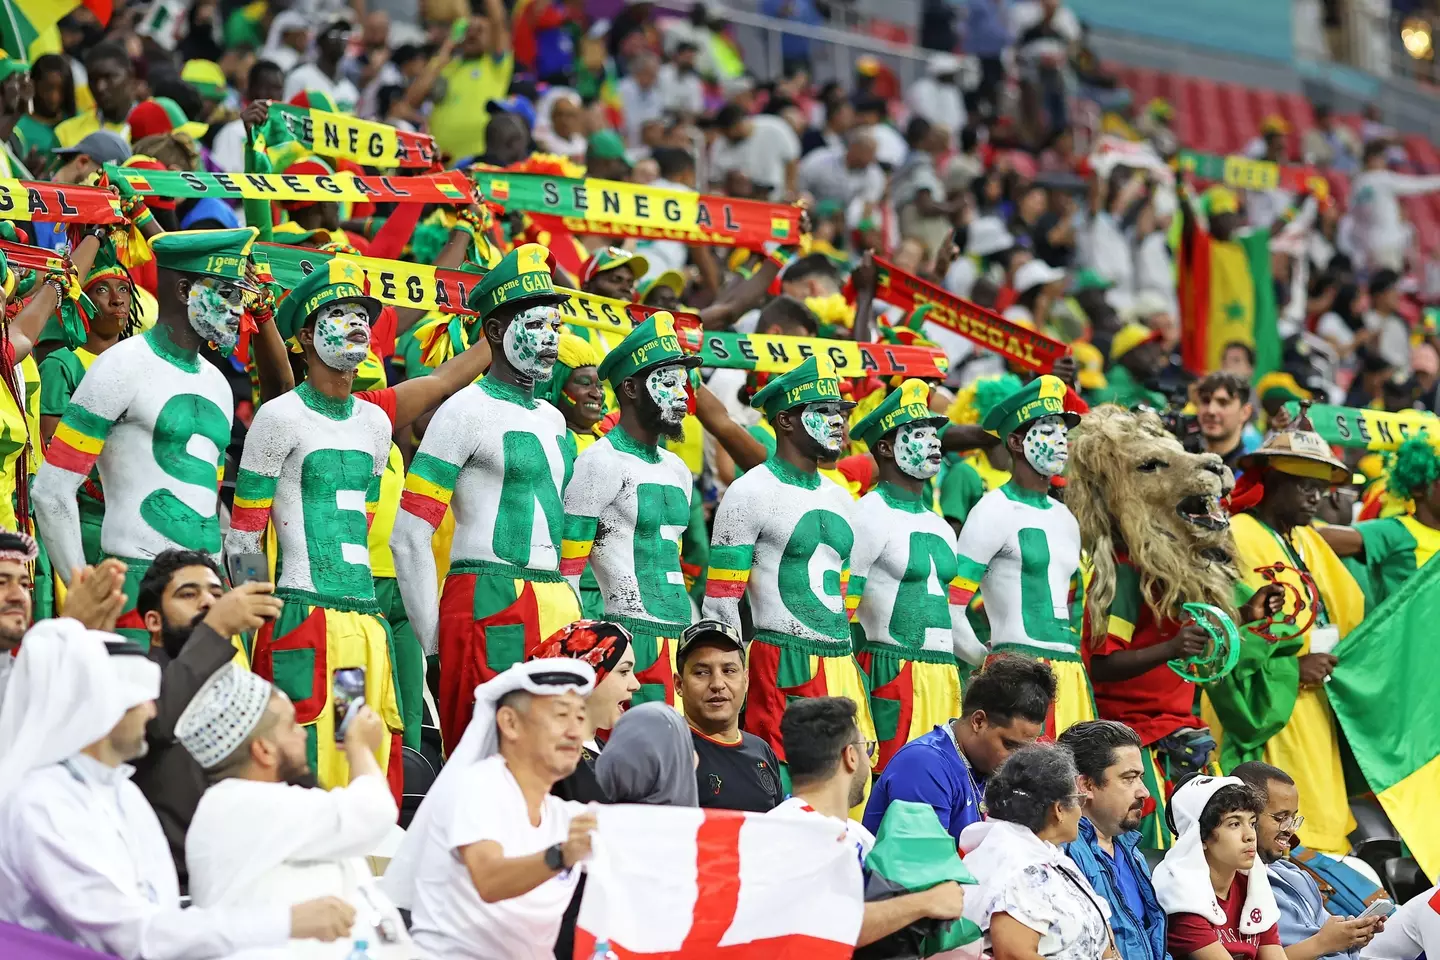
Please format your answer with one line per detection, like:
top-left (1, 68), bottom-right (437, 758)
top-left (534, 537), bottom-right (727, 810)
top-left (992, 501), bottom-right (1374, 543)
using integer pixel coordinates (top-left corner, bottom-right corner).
top-left (1223, 301), bottom-right (1245, 321)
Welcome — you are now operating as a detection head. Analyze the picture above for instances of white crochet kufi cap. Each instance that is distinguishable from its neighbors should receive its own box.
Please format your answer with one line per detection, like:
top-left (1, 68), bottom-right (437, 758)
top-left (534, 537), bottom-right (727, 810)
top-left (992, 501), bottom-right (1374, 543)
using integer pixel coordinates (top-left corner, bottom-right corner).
top-left (175, 663), bottom-right (275, 769)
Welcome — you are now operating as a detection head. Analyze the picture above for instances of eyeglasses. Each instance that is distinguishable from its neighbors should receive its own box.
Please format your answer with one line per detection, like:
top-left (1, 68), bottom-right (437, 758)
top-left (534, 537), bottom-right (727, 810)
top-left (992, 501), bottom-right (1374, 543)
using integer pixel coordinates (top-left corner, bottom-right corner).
top-left (852, 739), bottom-right (878, 760)
top-left (1270, 813), bottom-right (1305, 831)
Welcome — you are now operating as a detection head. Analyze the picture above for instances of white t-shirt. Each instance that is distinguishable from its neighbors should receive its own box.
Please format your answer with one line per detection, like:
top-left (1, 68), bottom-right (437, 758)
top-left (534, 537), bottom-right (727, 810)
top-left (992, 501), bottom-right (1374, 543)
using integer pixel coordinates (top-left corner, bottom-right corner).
top-left (1364, 309), bottom-right (1412, 371)
top-left (407, 756), bottom-right (583, 960)
top-left (708, 114), bottom-right (801, 200)
top-left (283, 64), bottom-right (361, 113)
top-left (769, 796), bottom-right (876, 864)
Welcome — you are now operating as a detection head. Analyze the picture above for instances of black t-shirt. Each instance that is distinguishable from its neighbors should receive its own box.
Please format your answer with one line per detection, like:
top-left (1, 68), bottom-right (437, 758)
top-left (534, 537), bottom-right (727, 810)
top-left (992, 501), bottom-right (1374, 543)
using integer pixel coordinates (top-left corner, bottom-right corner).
top-left (692, 729), bottom-right (783, 812)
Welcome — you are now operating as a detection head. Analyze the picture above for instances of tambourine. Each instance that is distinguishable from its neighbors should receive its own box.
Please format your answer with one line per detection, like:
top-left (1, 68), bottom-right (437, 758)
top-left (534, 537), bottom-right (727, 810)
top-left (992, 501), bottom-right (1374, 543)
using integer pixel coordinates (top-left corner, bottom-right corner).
top-left (1250, 562), bottom-right (1319, 643)
top-left (1167, 602), bottom-right (1241, 683)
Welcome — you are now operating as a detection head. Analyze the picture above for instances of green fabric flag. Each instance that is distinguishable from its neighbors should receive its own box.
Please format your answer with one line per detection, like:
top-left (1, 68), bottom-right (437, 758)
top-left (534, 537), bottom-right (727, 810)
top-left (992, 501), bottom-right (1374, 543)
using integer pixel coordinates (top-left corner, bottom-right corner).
top-left (1330, 553), bottom-right (1440, 880)
top-left (861, 800), bottom-right (982, 958)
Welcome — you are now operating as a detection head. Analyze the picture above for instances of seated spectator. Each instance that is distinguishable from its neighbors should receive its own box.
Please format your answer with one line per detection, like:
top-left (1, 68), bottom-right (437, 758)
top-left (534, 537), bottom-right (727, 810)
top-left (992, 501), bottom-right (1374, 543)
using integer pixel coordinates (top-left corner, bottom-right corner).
top-left (179, 666), bottom-right (411, 955)
top-left (658, 43), bottom-right (705, 119)
top-left (383, 660), bottom-right (599, 960)
top-left (853, 96), bottom-right (907, 169)
top-left (129, 550), bottom-right (283, 887)
top-left (960, 743), bottom-right (1118, 960)
top-left (595, 702), bottom-right (699, 806)
top-left (905, 53), bottom-right (966, 146)
top-left (283, 19), bottom-right (360, 113)
top-left (676, 620), bottom-right (782, 812)
top-left (893, 116), bottom-right (955, 259)
top-left (1301, 105), bottom-right (1360, 175)
top-left (863, 654), bottom-right (1054, 844)
top-left (1232, 762), bottom-right (1383, 960)
top-left (617, 52), bottom-right (664, 145)
top-left (534, 87), bottom-right (587, 161)
top-left (0, 620), bottom-right (349, 956)
top-left (1059, 720), bottom-right (1169, 960)
top-left (529, 620), bottom-right (640, 804)
top-left (777, 696), bottom-right (969, 947)
top-left (1154, 776), bottom-right (1283, 960)
top-left (797, 130), bottom-right (885, 211)
top-left (709, 102), bottom-right (803, 201)
top-left (1362, 269), bottom-right (1411, 376)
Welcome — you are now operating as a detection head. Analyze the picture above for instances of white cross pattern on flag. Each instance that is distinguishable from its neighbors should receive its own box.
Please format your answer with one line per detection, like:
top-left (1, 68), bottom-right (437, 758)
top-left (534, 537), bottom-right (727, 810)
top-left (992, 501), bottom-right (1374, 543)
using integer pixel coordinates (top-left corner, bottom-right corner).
top-left (573, 804), bottom-right (864, 959)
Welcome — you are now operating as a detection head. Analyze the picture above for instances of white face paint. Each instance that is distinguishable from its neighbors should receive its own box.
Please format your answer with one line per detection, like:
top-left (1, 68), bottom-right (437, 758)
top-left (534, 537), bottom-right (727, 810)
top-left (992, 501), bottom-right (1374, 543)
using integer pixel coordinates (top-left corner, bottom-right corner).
top-left (800, 401), bottom-right (847, 455)
top-left (894, 422), bottom-right (942, 480)
top-left (1022, 414), bottom-right (1070, 477)
top-left (186, 276), bottom-right (246, 352)
top-left (313, 301), bottom-right (371, 373)
top-left (645, 364), bottom-right (689, 424)
top-left (503, 305), bottom-right (562, 380)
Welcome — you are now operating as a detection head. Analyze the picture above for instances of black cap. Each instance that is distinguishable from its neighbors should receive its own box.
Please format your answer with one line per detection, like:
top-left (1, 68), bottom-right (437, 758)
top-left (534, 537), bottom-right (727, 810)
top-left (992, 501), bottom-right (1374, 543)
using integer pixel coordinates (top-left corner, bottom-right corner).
top-left (676, 619), bottom-right (745, 667)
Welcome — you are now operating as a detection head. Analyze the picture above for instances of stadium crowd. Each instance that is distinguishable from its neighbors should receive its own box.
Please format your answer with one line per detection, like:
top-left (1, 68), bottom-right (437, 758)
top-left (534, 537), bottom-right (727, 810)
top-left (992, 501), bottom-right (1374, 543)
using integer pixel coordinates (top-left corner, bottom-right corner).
top-left (1, 0), bottom-right (1440, 958)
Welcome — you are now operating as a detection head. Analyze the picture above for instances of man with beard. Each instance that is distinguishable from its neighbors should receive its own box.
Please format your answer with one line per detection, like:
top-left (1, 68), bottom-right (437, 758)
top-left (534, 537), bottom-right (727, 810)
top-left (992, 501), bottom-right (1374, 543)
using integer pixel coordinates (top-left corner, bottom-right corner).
top-left (1059, 720), bottom-right (1170, 960)
top-left (0, 620), bottom-right (356, 955)
top-left (54, 43), bottom-right (136, 148)
top-left (1232, 762), bottom-right (1383, 960)
top-left (703, 354), bottom-right (877, 784)
top-left (847, 379), bottom-right (987, 773)
top-left (233, 260), bottom-right (491, 793)
top-left (0, 529), bottom-right (38, 705)
top-left (130, 549), bottom-right (284, 885)
top-left (776, 696), bottom-right (967, 946)
top-left (35, 227), bottom-right (290, 646)
top-left (391, 244), bottom-right (581, 752)
top-left (179, 665), bottom-right (413, 956)
top-left (1214, 412), bottom-right (1364, 856)
top-left (561, 313), bottom-right (701, 708)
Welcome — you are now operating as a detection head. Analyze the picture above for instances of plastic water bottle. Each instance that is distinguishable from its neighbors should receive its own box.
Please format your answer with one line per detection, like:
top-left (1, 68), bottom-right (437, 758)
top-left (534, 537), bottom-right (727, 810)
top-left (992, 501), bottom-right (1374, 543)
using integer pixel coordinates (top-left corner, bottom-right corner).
top-left (345, 941), bottom-right (373, 959)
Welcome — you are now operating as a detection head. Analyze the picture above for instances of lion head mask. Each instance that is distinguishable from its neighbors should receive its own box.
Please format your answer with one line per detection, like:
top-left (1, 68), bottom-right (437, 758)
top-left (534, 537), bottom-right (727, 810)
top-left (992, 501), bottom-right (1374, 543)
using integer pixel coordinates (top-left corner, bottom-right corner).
top-left (1067, 405), bottom-right (1240, 642)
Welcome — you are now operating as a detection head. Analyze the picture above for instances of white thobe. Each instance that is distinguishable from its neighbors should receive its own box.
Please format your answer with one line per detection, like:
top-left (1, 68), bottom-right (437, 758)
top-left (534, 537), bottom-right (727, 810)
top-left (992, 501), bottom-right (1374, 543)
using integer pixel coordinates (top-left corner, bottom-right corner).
top-left (186, 774), bottom-right (409, 959)
top-left (0, 754), bottom-right (289, 959)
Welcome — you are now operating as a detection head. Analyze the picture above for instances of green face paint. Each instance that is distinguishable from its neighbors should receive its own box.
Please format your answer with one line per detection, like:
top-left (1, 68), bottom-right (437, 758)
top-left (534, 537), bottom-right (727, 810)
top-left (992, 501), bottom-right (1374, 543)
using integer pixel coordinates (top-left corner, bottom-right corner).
top-left (1022, 414), bottom-right (1069, 477)
top-left (503, 305), bottom-right (562, 379)
top-left (313, 302), bottom-right (370, 373)
top-left (187, 277), bottom-right (244, 352)
top-left (645, 365), bottom-right (689, 425)
top-left (895, 423), bottom-right (941, 480)
top-left (801, 402), bottom-right (846, 454)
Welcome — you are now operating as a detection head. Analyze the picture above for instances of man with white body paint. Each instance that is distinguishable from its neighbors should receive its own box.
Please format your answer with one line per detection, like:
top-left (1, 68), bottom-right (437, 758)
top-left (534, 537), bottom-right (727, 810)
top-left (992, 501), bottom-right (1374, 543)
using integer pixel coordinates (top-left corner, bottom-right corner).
top-left (34, 227), bottom-right (292, 647)
top-left (390, 244), bottom-right (583, 752)
top-left (560, 312), bottom-right (701, 709)
top-left (229, 259), bottom-right (494, 789)
top-left (847, 379), bottom-right (987, 773)
top-left (948, 375), bottom-right (1095, 737)
top-left (702, 354), bottom-right (877, 782)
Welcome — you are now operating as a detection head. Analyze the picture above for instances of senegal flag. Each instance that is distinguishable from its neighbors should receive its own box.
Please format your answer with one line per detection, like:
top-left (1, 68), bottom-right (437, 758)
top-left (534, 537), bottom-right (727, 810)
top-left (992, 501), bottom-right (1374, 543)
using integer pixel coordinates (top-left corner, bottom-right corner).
top-left (0, 0), bottom-right (109, 59)
top-left (1177, 190), bottom-right (1280, 375)
top-left (1330, 553), bottom-right (1440, 879)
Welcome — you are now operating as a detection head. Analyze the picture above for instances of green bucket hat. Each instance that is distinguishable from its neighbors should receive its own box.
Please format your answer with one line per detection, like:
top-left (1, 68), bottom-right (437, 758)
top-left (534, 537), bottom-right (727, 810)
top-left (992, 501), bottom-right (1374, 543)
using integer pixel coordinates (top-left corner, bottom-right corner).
top-left (853, 378), bottom-right (948, 448)
top-left (749, 354), bottom-right (853, 420)
top-left (151, 227), bottom-right (261, 288)
top-left (274, 258), bottom-right (381, 341)
top-left (466, 242), bottom-right (569, 320)
top-left (587, 130), bottom-right (632, 168)
top-left (597, 311), bottom-right (701, 386)
top-left (980, 374), bottom-right (1080, 438)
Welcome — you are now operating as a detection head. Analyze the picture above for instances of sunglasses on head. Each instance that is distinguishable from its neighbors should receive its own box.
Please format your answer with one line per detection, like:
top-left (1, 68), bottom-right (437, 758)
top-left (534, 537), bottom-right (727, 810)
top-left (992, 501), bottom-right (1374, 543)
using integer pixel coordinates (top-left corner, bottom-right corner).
top-left (527, 671), bottom-right (590, 688)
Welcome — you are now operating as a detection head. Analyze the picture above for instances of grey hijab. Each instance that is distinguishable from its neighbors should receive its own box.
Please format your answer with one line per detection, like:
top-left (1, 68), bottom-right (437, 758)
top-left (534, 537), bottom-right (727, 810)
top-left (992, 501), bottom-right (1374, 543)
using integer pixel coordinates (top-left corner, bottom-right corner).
top-left (594, 702), bottom-right (698, 807)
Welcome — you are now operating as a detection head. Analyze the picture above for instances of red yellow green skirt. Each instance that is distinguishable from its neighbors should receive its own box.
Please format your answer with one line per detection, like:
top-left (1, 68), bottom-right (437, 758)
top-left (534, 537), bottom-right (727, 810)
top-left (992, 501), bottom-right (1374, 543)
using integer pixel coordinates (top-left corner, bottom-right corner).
top-left (436, 561), bottom-right (581, 752)
top-left (987, 644), bottom-right (1097, 739)
top-left (250, 594), bottom-right (404, 799)
top-left (856, 643), bottom-right (962, 773)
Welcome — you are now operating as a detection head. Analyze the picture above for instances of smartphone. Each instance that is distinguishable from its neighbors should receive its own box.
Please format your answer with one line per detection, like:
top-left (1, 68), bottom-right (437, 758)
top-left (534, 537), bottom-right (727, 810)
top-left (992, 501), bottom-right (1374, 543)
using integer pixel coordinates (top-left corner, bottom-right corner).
top-left (226, 552), bottom-right (268, 588)
top-left (1359, 899), bottom-right (1395, 921)
top-left (450, 17), bottom-right (469, 42)
top-left (333, 667), bottom-right (366, 744)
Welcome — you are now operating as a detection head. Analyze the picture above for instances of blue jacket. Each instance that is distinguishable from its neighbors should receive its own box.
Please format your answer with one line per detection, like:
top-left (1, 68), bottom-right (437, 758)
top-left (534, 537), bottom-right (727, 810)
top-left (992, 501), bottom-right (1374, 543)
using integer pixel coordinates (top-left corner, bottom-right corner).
top-left (1065, 818), bottom-right (1170, 960)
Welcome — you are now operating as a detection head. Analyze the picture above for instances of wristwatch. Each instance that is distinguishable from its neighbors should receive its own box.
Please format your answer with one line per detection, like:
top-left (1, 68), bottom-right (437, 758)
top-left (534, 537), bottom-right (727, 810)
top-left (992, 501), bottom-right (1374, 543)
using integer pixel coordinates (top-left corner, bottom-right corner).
top-left (543, 843), bottom-right (566, 872)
